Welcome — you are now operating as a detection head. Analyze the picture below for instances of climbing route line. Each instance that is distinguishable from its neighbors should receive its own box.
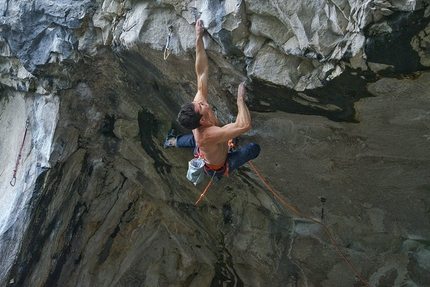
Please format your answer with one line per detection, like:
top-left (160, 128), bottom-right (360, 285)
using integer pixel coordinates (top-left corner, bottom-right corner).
top-left (10, 119), bottom-right (30, 186)
top-left (248, 161), bottom-right (370, 287)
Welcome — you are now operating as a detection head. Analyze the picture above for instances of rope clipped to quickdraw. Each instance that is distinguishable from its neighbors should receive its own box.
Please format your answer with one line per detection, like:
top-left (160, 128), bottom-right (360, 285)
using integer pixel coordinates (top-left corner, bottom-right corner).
top-left (248, 161), bottom-right (370, 287)
top-left (163, 25), bottom-right (173, 60)
top-left (10, 119), bottom-right (30, 186)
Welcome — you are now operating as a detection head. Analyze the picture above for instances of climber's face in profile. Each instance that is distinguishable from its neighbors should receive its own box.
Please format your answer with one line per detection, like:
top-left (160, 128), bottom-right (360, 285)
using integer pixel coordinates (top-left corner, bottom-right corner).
top-left (192, 101), bottom-right (210, 117)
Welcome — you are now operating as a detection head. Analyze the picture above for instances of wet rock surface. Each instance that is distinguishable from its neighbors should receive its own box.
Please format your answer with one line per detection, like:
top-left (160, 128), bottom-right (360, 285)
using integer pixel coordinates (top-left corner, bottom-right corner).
top-left (0, 0), bottom-right (430, 286)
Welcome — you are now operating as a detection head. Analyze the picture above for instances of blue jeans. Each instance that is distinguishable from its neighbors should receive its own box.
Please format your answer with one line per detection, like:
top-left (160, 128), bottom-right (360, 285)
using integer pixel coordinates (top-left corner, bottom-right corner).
top-left (176, 134), bottom-right (261, 178)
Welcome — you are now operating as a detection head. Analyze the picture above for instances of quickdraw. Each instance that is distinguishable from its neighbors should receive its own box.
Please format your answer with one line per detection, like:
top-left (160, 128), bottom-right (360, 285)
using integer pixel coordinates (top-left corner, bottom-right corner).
top-left (10, 119), bottom-right (30, 186)
top-left (163, 25), bottom-right (173, 60)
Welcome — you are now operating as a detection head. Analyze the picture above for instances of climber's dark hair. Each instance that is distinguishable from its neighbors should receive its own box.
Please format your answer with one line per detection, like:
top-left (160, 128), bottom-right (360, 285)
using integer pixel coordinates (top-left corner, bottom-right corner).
top-left (177, 102), bottom-right (202, 130)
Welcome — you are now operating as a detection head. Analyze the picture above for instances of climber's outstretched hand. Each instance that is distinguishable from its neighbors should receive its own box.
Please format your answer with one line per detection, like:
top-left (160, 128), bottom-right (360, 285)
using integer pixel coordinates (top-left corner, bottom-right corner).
top-left (196, 19), bottom-right (204, 39)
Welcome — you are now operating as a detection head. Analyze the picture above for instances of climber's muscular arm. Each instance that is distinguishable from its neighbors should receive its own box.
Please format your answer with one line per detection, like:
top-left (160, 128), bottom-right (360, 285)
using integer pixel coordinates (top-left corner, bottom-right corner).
top-left (198, 83), bottom-right (251, 146)
top-left (194, 19), bottom-right (209, 103)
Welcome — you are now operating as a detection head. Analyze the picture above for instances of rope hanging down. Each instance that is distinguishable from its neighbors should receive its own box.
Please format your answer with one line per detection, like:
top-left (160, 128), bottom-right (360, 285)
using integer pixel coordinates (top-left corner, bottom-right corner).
top-left (192, 157), bottom-right (369, 285)
top-left (195, 172), bottom-right (217, 205)
top-left (10, 119), bottom-right (30, 186)
top-left (248, 161), bottom-right (370, 287)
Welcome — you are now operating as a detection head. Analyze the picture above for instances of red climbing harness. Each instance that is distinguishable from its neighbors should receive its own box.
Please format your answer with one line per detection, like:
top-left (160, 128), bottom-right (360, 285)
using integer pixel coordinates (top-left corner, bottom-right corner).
top-left (195, 139), bottom-right (235, 176)
top-left (197, 148), bottom-right (229, 176)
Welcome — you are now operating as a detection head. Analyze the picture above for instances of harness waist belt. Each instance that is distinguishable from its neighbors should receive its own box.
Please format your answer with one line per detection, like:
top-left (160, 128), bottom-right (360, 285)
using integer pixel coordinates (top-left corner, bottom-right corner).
top-left (204, 161), bottom-right (228, 176)
top-left (195, 146), bottom-right (229, 176)
top-left (205, 161), bottom-right (226, 170)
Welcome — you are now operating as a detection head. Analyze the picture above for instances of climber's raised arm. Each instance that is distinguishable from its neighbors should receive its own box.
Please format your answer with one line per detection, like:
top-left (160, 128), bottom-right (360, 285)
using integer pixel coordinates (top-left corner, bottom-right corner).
top-left (197, 83), bottom-right (251, 146)
top-left (194, 19), bottom-right (209, 103)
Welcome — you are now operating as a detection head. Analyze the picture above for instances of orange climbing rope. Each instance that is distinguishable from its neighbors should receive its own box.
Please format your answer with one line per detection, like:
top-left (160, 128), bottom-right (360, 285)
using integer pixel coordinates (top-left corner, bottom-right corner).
top-left (195, 177), bottom-right (214, 205)
top-left (192, 143), bottom-right (370, 285)
top-left (248, 161), bottom-right (370, 287)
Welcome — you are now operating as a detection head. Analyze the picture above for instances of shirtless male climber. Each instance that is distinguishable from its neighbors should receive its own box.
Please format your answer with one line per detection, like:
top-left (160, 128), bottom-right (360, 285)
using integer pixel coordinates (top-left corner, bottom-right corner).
top-left (164, 19), bottom-right (260, 179)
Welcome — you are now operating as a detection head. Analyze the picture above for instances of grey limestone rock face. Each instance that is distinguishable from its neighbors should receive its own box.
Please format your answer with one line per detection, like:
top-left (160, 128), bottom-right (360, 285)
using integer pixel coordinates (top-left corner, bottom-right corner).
top-left (0, 0), bottom-right (430, 286)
